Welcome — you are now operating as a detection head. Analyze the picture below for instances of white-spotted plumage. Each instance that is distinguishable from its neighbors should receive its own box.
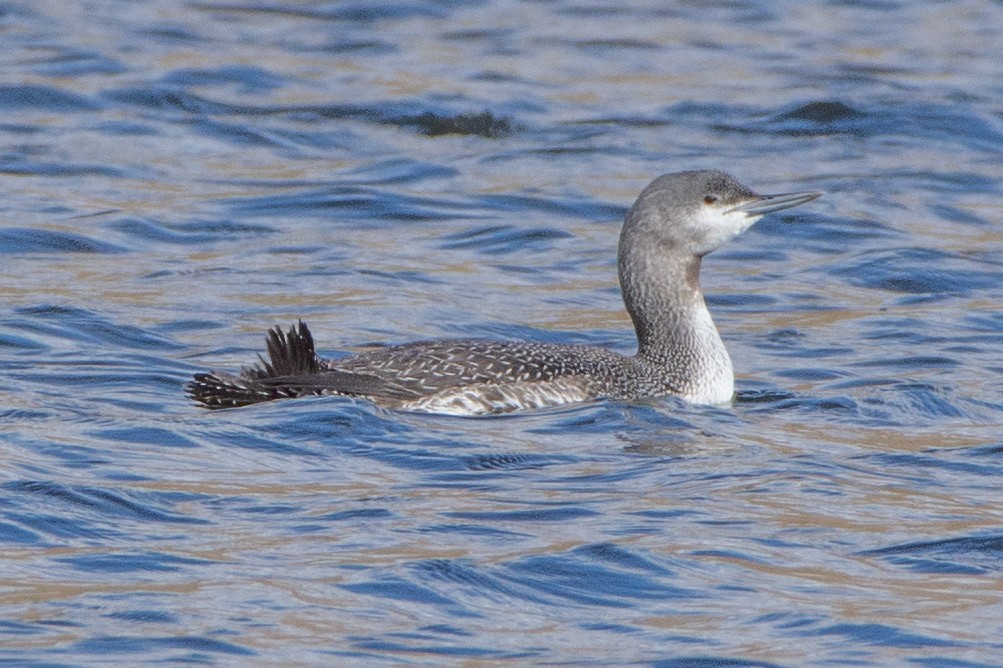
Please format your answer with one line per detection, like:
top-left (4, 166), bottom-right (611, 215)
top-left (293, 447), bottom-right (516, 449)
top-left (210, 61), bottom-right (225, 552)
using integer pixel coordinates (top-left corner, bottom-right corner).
top-left (188, 170), bottom-right (820, 415)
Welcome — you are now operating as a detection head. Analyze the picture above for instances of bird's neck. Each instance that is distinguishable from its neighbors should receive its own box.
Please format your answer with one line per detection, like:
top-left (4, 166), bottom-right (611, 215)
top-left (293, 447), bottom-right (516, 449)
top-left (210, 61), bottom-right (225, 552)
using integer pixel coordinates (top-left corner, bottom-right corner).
top-left (617, 244), bottom-right (734, 404)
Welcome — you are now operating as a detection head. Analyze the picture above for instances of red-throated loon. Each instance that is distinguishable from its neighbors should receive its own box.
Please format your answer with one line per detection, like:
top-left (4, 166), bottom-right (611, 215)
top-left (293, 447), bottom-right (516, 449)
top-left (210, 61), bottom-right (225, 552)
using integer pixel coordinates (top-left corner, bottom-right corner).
top-left (187, 170), bottom-right (820, 415)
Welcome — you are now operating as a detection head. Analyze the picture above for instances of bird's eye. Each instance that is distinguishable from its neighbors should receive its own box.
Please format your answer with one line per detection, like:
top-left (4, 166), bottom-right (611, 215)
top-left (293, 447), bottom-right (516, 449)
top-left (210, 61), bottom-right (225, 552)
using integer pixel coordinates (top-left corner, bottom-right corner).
top-left (703, 195), bottom-right (717, 204)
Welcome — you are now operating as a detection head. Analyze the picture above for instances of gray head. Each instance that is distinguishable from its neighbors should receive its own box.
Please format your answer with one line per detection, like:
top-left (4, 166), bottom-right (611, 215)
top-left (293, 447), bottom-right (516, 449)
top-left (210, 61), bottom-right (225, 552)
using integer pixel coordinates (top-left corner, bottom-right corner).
top-left (622, 170), bottom-right (821, 257)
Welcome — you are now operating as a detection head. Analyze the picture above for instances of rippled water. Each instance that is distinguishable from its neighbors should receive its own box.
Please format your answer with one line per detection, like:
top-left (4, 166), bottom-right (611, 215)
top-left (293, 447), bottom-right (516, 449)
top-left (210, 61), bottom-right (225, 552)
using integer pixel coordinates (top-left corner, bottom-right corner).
top-left (2, 0), bottom-right (1003, 665)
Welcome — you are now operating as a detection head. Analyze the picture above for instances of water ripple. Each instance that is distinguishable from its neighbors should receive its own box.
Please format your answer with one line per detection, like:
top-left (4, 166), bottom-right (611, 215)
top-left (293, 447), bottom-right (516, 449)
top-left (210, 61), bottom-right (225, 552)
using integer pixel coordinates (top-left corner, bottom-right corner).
top-left (3, 0), bottom-right (1003, 665)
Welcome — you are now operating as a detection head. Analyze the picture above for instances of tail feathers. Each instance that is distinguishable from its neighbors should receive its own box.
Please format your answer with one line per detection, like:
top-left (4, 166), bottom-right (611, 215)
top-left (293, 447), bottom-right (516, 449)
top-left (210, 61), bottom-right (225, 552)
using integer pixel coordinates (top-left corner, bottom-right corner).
top-left (188, 321), bottom-right (324, 409)
top-left (247, 320), bottom-right (320, 380)
top-left (187, 321), bottom-right (420, 409)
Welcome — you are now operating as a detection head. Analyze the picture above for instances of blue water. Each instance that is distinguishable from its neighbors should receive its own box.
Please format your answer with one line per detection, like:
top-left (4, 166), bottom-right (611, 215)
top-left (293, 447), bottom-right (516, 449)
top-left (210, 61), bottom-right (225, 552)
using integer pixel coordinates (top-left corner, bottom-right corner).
top-left (2, 0), bottom-right (1003, 665)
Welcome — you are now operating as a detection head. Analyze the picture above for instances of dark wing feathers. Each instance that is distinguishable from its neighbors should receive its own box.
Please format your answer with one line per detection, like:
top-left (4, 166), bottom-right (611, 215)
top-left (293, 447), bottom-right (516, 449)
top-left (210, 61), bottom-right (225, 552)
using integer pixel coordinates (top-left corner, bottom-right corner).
top-left (187, 321), bottom-right (418, 409)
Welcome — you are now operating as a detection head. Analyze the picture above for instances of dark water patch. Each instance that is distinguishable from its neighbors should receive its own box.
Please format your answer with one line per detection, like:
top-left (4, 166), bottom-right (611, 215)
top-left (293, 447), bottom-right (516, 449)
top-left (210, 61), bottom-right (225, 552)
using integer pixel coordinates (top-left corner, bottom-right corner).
top-left (194, 426), bottom-right (325, 458)
top-left (106, 85), bottom-right (514, 137)
top-left (856, 317), bottom-right (948, 346)
top-left (715, 248), bottom-right (787, 264)
top-left (910, 659), bottom-right (999, 668)
top-left (499, 544), bottom-right (695, 608)
top-left (10, 362), bottom-right (185, 409)
top-left (345, 637), bottom-right (521, 659)
top-left (580, 621), bottom-right (636, 633)
top-left (141, 23), bottom-right (203, 43)
top-left (356, 268), bottom-right (441, 285)
top-left (103, 87), bottom-right (234, 115)
top-left (832, 248), bottom-right (999, 297)
top-left (444, 507), bottom-right (600, 523)
top-left (12, 306), bottom-right (183, 351)
top-left (0, 160), bottom-right (127, 178)
top-left (0, 619), bottom-right (50, 636)
top-left (327, 439), bottom-right (536, 478)
top-left (881, 169), bottom-right (1000, 195)
top-left (203, 158), bottom-right (456, 189)
top-left (414, 558), bottom-right (543, 605)
top-left (232, 503), bottom-right (299, 516)
top-left (193, 1), bottom-right (452, 23)
top-left (857, 382), bottom-right (966, 420)
top-left (443, 27), bottom-right (515, 42)
top-left (962, 311), bottom-right (1003, 336)
top-left (704, 98), bottom-right (1003, 152)
top-left (577, 115), bottom-right (674, 128)
top-left (341, 577), bottom-right (457, 606)
top-left (771, 368), bottom-right (847, 382)
top-left (0, 85), bottom-right (100, 112)
top-left (86, 426), bottom-right (199, 449)
top-left (417, 623), bottom-right (475, 637)
top-left (655, 101), bottom-right (754, 128)
top-left (29, 49), bottom-right (128, 78)
top-left (473, 192), bottom-right (626, 220)
top-left (779, 100), bottom-right (864, 124)
top-left (860, 534), bottom-right (1003, 575)
top-left (109, 217), bottom-right (274, 245)
top-left (262, 403), bottom-right (415, 445)
top-left (69, 633), bottom-right (254, 657)
top-left (851, 355), bottom-right (958, 369)
top-left (4, 431), bottom-right (112, 471)
top-left (707, 293), bottom-right (776, 309)
top-left (321, 38), bottom-right (396, 55)
top-left (808, 381), bottom-right (975, 427)
top-left (221, 186), bottom-right (471, 223)
top-left (162, 64), bottom-right (287, 93)
top-left (348, 158), bottom-right (459, 184)
top-left (0, 521), bottom-right (40, 544)
top-left (0, 122), bottom-right (40, 135)
top-left (749, 330), bottom-right (854, 358)
top-left (3, 512), bottom-right (118, 542)
top-left (414, 543), bottom-right (692, 611)
top-left (57, 551), bottom-right (217, 574)
top-left (736, 388), bottom-right (797, 404)
top-left (105, 610), bottom-right (179, 624)
top-left (552, 459), bottom-right (680, 486)
top-left (804, 622), bottom-right (956, 648)
top-left (961, 442), bottom-right (1003, 459)
top-left (574, 38), bottom-right (662, 52)
top-left (4, 480), bottom-right (206, 525)
top-left (628, 509), bottom-right (704, 522)
top-left (265, 244), bottom-right (325, 256)
top-left (417, 523), bottom-right (531, 540)
top-left (576, 542), bottom-right (677, 576)
top-left (523, 402), bottom-right (653, 436)
top-left (439, 225), bottom-right (573, 255)
top-left (189, 117), bottom-right (296, 149)
top-left (746, 394), bottom-right (860, 415)
top-left (463, 453), bottom-right (561, 471)
top-left (152, 319), bottom-right (223, 335)
top-left (396, 110), bottom-right (512, 137)
top-left (315, 508), bottom-right (394, 522)
top-left (752, 213), bottom-right (891, 255)
top-left (0, 331), bottom-right (50, 351)
top-left (929, 203), bottom-right (992, 227)
top-left (855, 450), bottom-right (1003, 481)
top-left (654, 658), bottom-right (785, 668)
top-left (93, 120), bottom-right (158, 136)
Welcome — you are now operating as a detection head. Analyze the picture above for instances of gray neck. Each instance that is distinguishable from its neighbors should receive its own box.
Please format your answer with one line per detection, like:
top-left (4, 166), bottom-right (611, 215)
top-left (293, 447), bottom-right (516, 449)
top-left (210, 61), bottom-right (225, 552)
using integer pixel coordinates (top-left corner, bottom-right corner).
top-left (617, 226), bottom-right (734, 402)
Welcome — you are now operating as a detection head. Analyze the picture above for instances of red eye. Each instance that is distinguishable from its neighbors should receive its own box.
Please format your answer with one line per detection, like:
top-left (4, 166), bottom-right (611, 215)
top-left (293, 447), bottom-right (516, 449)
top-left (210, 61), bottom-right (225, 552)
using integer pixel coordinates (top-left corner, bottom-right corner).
top-left (704, 195), bottom-right (717, 204)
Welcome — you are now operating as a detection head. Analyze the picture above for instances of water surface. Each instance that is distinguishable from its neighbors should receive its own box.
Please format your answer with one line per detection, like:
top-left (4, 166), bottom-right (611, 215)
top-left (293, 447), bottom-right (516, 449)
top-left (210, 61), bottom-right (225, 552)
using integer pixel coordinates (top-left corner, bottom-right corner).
top-left (2, 0), bottom-right (1003, 665)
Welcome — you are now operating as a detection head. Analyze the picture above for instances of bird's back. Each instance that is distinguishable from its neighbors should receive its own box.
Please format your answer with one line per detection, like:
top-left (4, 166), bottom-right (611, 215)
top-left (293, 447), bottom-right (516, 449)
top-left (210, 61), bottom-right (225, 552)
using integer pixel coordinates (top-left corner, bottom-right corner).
top-left (189, 322), bottom-right (636, 414)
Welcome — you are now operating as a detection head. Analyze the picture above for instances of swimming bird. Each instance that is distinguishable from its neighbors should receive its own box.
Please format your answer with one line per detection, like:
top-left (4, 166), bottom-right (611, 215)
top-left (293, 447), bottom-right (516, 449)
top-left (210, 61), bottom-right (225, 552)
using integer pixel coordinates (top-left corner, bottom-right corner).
top-left (187, 170), bottom-right (820, 415)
